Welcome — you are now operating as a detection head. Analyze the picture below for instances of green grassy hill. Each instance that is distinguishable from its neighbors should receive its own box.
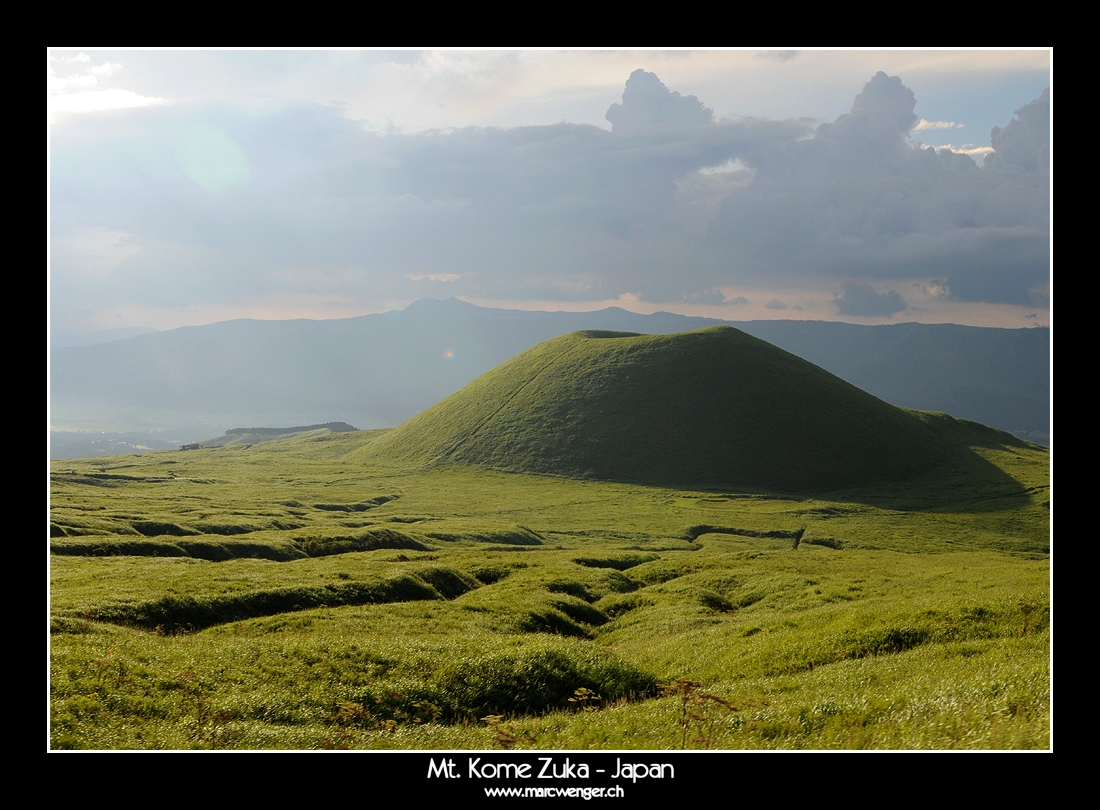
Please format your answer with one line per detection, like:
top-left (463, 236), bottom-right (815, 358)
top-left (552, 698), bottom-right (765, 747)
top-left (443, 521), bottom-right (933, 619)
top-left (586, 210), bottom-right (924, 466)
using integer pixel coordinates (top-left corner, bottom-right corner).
top-left (361, 327), bottom-right (971, 493)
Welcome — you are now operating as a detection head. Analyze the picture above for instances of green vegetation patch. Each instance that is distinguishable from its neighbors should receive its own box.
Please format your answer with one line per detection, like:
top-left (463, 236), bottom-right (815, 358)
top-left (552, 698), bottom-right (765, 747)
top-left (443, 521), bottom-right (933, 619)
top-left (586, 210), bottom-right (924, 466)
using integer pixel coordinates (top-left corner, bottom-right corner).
top-left (430, 641), bottom-right (658, 719)
top-left (74, 570), bottom-right (476, 633)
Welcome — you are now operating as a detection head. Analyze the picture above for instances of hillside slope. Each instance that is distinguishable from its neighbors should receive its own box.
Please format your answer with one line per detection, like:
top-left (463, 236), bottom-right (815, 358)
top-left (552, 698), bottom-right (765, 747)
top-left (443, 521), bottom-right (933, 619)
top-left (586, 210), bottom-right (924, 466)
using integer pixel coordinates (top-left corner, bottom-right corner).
top-left (360, 327), bottom-right (966, 493)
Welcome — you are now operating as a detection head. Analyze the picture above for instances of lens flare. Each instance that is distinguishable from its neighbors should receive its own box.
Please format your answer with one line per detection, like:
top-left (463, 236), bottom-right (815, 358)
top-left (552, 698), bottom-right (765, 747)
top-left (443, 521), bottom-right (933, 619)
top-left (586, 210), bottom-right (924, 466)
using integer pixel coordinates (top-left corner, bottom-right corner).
top-left (176, 125), bottom-right (250, 194)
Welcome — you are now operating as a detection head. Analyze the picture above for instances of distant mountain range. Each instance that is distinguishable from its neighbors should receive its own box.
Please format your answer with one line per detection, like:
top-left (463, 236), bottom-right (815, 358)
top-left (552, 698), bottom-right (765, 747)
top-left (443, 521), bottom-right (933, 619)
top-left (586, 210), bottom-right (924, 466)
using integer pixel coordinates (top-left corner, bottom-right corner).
top-left (50, 298), bottom-right (1049, 458)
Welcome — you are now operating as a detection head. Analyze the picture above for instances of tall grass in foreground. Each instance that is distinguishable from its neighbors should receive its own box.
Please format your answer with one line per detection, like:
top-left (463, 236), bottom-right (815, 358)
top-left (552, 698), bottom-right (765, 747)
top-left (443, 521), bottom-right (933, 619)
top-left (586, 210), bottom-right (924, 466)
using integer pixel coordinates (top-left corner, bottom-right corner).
top-left (50, 428), bottom-right (1049, 749)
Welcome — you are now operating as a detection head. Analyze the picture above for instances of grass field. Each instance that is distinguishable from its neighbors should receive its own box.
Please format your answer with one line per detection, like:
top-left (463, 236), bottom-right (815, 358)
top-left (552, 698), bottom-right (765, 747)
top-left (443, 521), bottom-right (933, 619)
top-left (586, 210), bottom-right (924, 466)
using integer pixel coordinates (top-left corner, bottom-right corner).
top-left (49, 420), bottom-right (1049, 749)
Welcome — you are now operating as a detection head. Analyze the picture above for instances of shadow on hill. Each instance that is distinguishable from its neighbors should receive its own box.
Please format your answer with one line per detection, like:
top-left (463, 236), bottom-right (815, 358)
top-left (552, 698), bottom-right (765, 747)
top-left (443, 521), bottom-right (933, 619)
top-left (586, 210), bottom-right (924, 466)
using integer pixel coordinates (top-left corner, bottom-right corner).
top-left (819, 416), bottom-right (1043, 512)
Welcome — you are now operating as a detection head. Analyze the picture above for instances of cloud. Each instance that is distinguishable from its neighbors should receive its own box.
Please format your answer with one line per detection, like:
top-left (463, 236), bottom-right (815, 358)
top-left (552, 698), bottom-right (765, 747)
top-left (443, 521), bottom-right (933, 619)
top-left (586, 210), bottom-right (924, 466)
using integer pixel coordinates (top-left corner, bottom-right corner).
top-left (834, 281), bottom-right (906, 317)
top-left (51, 90), bottom-right (166, 114)
top-left (49, 68), bottom-right (1049, 323)
top-left (707, 73), bottom-right (1050, 305)
top-left (914, 118), bottom-right (962, 130)
top-left (764, 298), bottom-right (789, 310)
top-left (935, 144), bottom-right (994, 158)
top-left (813, 71), bottom-right (917, 154)
top-left (754, 51), bottom-right (799, 62)
top-left (407, 273), bottom-right (461, 282)
top-left (605, 69), bottom-right (713, 133)
top-left (683, 288), bottom-right (726, 305)
top-left (49, 57), bottom-right (164, 115)
top-left (89, 61), bottom-right (121, 78)
top-left (985, 88), bottom-right (1050, 172)
top-left (56, 228), bottom-right (142, 278)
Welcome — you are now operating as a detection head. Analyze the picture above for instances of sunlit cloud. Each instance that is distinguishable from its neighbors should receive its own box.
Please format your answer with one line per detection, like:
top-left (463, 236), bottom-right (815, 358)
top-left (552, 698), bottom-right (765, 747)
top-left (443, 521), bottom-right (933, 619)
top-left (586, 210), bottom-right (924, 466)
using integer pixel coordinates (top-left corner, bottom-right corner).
top-left (49, 55), bottom-right (164, 116)
top-left (937, 144), bottom-right (996, 158)
top-left (51, 89), bottom-right (166, 114)
top-left (914, 118), bottom-right (963, 130)
top-left (699, 158), bottom-right (749, 175)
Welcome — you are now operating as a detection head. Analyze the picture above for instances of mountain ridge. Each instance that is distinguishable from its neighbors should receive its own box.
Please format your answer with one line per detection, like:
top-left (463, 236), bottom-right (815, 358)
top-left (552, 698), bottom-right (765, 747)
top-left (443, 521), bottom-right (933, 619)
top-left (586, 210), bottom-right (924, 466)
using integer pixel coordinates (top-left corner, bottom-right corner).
top-left (51, 299), bottom-right (1049, 458)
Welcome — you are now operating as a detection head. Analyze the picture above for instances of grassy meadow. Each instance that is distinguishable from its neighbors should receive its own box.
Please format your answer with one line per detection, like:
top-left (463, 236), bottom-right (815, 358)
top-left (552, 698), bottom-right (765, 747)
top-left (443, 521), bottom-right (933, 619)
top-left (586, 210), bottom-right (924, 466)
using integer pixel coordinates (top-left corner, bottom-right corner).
top-left (49, 423), bottom-right (1049, 750)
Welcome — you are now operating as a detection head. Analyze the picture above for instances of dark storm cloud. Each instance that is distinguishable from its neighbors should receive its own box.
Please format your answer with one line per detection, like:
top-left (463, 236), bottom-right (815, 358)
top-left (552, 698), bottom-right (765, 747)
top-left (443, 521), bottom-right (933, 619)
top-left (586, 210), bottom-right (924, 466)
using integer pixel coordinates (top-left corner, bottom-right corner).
top-left (50, 70), bottom-right (1049, 318)
top-left (708, 72), bottom-right (1050, 306)
top-left (834, 281), bottom-right (906, 317)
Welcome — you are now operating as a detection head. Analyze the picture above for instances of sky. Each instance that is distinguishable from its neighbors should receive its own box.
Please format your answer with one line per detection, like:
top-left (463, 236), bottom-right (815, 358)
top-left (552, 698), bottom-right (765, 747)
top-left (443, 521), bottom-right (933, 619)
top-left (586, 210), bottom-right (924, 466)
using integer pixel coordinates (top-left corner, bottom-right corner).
top-left (48, 49), bottom-right (1051, 332)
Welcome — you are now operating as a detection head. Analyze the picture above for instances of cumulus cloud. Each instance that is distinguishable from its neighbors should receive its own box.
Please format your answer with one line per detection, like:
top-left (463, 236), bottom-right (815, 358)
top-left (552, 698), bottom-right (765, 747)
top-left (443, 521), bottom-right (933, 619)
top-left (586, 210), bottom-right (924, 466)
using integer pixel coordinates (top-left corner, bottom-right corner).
top-left (708, 72), bottom-right (1050, 306)
top-left (785, 71), bottom-right (916, 163)
top-left (605, 70), bottom-right (713, 133)
top-left (49, 68), bottom-right (1049, 325)
top-left (834, 281), bottom-right (906, 317)
top-left (985, 88), bottom-right (1050, 172)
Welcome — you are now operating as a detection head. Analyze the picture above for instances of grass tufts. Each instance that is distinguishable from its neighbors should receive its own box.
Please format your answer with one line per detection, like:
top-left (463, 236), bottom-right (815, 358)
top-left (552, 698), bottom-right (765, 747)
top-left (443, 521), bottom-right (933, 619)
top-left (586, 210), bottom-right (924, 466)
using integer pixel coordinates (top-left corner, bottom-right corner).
top-left (433, 642), bottom-right (658, 718)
